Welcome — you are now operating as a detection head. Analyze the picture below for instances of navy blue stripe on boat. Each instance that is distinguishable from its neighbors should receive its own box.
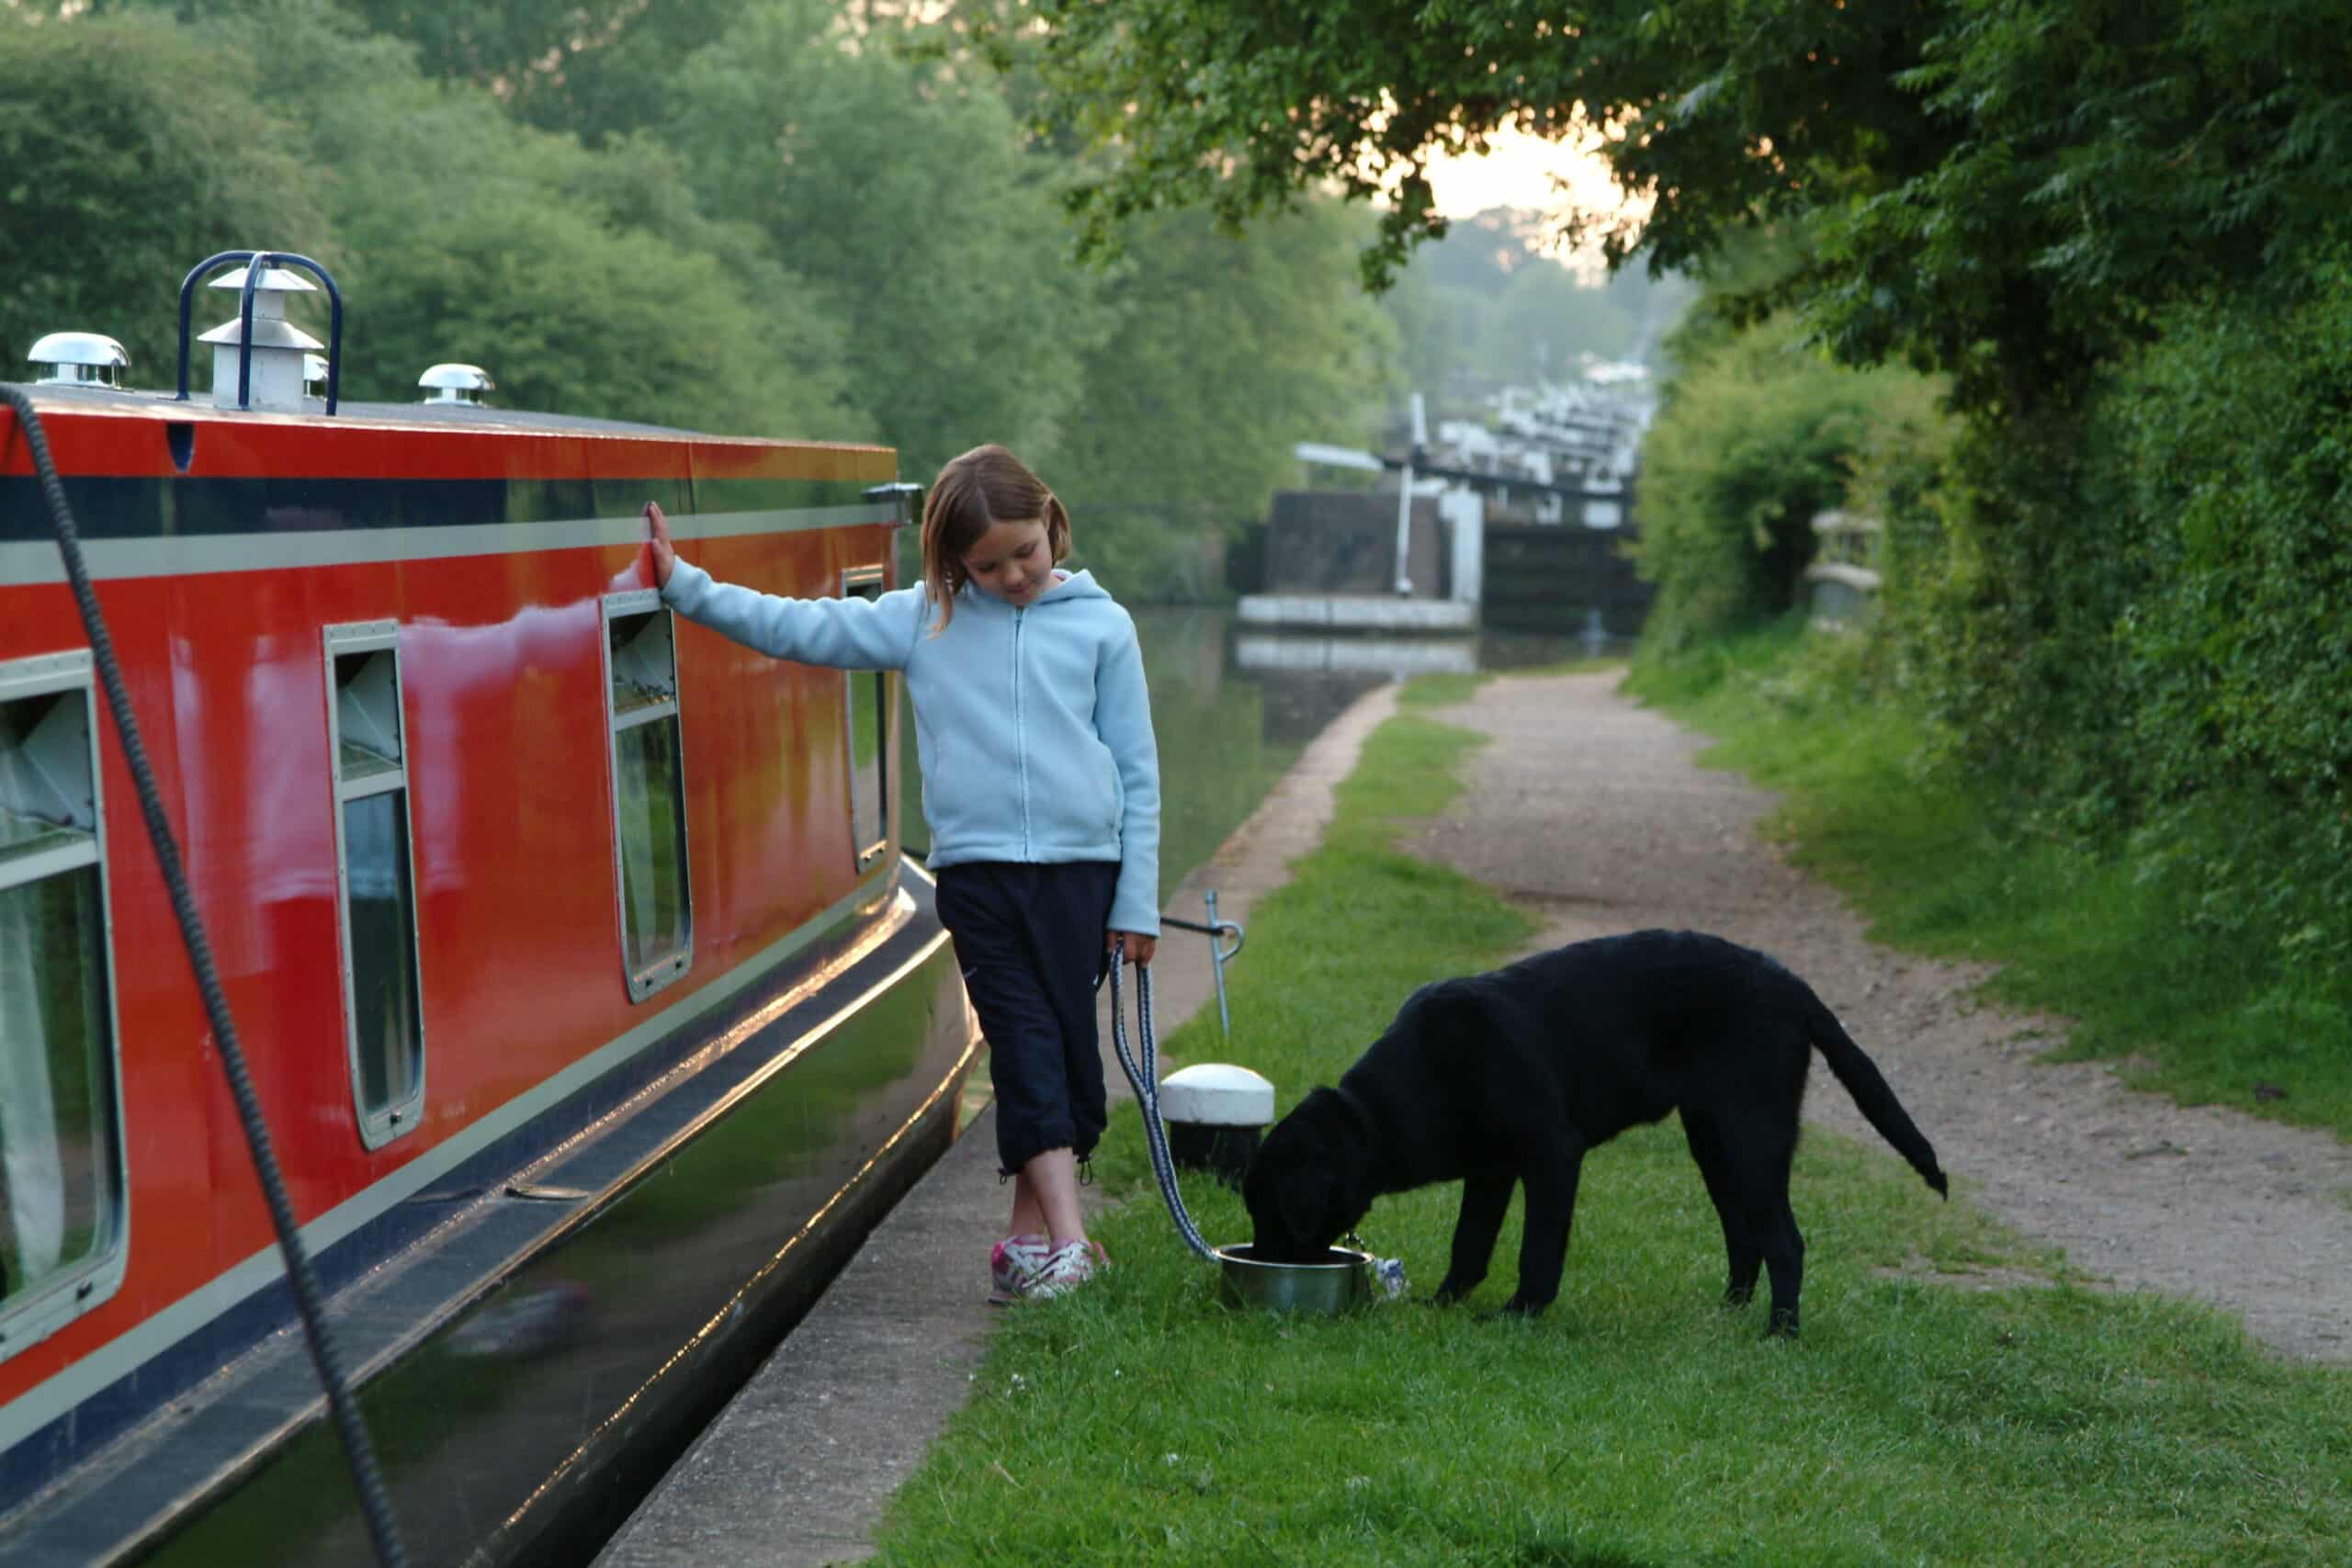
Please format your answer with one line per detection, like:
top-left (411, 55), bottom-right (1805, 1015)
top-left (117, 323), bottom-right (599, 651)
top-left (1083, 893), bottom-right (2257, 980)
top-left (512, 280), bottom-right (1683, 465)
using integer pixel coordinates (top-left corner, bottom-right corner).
top-left (0, 477), bottom-right (871, 544)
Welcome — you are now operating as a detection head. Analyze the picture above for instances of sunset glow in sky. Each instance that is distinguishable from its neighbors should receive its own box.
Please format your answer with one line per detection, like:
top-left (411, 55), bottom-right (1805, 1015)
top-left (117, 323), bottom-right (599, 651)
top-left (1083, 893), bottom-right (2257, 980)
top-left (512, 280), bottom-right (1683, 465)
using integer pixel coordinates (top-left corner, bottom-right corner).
top-left (1420, 127), bottom-right (1620, 216)
top-left (1410, 126), bottom-right (1645, 276)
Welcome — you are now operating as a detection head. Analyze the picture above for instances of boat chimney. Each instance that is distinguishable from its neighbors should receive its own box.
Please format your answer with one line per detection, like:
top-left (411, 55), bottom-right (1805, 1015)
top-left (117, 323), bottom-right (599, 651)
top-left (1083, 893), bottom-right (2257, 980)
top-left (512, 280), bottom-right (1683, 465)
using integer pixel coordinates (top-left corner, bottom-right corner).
top-left (418, 364), bottom-right (493, 406)
top-left (27, 332), bottom-right (130, 389)
top-left (198, 264), bottom-right (322, 412)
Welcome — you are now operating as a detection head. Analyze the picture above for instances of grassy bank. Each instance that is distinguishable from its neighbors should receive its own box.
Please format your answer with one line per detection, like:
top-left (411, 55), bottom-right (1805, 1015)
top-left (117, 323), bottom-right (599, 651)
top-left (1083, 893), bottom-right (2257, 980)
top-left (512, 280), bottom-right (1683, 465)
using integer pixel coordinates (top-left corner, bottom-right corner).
top-left (870, 694), bottom-right (2351, 1566)
top-left (1624, 624), bottom-right (2352, 1142)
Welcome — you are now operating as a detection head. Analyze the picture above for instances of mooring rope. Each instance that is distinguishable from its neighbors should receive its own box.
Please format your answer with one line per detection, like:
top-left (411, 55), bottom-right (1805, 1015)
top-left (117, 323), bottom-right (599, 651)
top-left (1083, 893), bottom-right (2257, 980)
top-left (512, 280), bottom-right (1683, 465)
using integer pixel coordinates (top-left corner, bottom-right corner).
top-left (1107, 957), bottom-right (1216, 1260)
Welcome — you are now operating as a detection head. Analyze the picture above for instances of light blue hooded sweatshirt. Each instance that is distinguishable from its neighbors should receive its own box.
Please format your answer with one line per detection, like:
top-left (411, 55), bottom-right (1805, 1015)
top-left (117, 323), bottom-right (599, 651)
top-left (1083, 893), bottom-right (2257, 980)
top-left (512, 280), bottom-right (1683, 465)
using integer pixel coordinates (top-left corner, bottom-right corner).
top-left (661, 559), bottom-right (1160, 936)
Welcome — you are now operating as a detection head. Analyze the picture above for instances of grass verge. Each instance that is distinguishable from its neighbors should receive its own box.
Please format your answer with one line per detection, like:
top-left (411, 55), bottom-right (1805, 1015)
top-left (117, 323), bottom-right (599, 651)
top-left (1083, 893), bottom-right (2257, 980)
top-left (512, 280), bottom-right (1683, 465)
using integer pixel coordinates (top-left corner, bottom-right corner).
top-left (870, 690), bottom-right (2352, 1566)
top-left (1623, 623), bottom-right (2352, 1140)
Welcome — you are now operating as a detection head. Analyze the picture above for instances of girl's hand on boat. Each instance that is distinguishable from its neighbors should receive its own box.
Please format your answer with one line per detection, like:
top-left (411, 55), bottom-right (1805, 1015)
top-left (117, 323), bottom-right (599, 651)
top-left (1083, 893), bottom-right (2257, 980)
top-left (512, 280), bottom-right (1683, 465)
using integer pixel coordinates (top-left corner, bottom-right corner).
top-left (1108, 931), bottom-right (1156, 967)
top-left (642, 502), bottom-right (676, 588)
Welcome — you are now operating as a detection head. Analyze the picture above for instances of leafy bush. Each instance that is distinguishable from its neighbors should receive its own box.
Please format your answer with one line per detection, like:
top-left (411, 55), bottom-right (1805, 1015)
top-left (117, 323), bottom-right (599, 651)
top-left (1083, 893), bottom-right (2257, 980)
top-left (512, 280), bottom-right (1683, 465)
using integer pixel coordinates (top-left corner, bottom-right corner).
top-left (1845, 262), bottom-right (2352, 987)
top-left (2108, 263), bottom-right (2352, 815)
top-left (2101, 264), bottom-right (2352, 976)
top-left (1884, 411), bottom-right (2152, 824)
top-left (1632, 313), bottom-right (1935, 650)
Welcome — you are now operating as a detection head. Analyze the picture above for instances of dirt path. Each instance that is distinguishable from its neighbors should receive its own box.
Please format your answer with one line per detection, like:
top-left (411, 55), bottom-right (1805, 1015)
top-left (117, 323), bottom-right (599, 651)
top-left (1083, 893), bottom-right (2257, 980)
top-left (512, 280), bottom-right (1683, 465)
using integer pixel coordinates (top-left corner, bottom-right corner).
top-left (1408, 669), bottom-right (2352, 1362)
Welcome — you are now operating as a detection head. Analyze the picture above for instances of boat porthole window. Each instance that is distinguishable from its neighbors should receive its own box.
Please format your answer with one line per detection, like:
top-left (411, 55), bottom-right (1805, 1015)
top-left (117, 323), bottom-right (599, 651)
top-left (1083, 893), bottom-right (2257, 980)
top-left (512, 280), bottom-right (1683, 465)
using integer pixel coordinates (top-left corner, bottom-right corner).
top-left (0, 649), bottom-right (130, 1359)
top-left (602, 591), bottom-right (693, 1002)
top-left (324, 623), bottom-right (426, 1148)
top-left (841, 567), bottom-right (892, 874)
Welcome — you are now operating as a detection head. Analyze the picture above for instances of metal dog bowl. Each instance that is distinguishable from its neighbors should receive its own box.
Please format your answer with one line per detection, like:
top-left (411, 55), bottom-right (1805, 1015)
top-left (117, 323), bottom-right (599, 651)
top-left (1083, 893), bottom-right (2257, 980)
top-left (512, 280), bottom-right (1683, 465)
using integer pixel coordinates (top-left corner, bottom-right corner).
top-left (1214, 1244), bottom-right (1374, 1315)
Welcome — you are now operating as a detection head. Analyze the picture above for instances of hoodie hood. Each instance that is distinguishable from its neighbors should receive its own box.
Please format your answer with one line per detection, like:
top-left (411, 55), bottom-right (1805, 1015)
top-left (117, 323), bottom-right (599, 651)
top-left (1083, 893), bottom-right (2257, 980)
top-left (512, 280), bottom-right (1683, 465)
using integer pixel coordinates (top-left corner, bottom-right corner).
top-left (963, 568), bottom-right (1110, 610)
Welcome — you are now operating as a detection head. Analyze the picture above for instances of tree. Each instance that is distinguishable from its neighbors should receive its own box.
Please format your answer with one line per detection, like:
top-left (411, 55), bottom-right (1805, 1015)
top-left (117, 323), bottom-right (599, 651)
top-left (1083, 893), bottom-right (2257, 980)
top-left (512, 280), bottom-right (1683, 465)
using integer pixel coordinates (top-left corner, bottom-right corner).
top-left (1045, 200), bottom-right (1397, 592)
top-left (1471, 258), bottom-right (1634, 387)
top-left (662, 0), bottom-right (1103, 476)
top-left (1408, 208), bottom-right (1561, 299)
top-left (1809, 0), bottom-right (2352, 412)
top-left (0, 9), bottom-right (330, 379)
top-left (1007, 1), bottom-right (1951, 282)
top-left (1007, 0), bottom-right (2352, 415)
top-left (1365, 208), bottom-right (1677, 397)
top-left (1377, 260), bottom-right (1477, 405)
top-left (199, 2), bottom-right (864, 438)
top-left (332, 0), bottom-right (761, 143)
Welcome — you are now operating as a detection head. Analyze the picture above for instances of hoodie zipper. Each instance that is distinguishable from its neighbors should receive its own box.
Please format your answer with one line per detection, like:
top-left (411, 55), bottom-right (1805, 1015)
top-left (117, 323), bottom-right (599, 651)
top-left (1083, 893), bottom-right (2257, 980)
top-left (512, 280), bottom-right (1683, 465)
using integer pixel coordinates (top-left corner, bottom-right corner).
top-left (1012, 604), bottom-right (1029, 855)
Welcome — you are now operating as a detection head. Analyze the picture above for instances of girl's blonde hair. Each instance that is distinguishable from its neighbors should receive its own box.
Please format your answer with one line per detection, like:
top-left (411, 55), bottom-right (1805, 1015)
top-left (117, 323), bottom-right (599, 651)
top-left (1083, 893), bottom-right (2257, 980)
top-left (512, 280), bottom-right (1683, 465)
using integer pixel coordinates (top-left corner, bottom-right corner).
top-left (919, 445), bottom-right (1070, 633)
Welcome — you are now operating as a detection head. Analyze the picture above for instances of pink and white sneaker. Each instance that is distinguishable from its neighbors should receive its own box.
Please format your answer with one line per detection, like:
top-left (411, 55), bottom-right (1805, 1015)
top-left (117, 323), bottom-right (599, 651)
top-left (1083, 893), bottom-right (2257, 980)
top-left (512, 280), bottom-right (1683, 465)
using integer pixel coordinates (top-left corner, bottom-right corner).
top-left (1027, 1239), bottom-right (1108, 1300)
top-left (989, 1234), bottom-right (1050, 1303)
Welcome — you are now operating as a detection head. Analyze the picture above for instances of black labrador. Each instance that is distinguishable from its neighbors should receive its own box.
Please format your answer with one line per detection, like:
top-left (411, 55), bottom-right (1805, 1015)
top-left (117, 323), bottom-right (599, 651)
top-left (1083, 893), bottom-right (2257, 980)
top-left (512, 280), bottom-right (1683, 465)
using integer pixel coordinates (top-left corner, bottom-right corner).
top-left (1244, 930), bottom-right (1948, 1335)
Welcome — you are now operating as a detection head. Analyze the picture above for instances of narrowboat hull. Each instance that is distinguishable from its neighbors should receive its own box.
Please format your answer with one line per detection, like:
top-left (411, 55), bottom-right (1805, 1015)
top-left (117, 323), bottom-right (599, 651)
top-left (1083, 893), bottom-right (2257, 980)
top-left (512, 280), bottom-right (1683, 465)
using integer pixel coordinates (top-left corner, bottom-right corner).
top-left (0, 376), bottom-right (980, 1564)
top-left (17, 869), bottom-right (976, 1567)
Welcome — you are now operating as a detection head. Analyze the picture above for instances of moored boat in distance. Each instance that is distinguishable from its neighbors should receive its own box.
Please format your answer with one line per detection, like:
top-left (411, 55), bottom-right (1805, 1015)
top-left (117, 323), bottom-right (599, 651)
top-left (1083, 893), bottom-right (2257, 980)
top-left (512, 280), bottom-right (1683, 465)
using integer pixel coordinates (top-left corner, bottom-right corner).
top-left (0, 252), bottom-right (980, 1565)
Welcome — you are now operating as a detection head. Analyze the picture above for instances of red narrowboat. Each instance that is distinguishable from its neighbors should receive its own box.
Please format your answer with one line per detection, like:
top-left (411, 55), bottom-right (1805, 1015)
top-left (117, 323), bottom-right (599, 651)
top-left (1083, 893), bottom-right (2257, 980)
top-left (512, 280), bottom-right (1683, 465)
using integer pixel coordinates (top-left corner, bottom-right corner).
top-left (0, 254), bottom-right (980, 1565)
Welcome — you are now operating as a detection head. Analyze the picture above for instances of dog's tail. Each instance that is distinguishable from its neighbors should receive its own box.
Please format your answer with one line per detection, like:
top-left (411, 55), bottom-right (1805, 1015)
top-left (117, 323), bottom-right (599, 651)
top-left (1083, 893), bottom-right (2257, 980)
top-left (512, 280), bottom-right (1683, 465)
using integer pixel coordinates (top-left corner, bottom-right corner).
top-left (1804, 988), bottom-right (1949, 1198)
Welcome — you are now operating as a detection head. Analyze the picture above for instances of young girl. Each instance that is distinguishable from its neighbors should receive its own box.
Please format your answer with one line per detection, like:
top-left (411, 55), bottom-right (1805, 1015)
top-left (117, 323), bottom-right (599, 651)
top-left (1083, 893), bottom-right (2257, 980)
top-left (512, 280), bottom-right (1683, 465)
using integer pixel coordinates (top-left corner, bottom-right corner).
top-left (642, 445), bottom-right (1158, 1301)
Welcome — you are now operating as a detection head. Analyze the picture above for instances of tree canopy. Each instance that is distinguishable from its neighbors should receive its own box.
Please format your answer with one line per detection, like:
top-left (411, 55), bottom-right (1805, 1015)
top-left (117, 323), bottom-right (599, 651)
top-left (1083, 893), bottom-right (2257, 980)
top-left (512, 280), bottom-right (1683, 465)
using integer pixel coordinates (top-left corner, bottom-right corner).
top-left (1012, 0), bottom-right (2352, 413)
top-left (662, 0), bottom-right (1102, 474)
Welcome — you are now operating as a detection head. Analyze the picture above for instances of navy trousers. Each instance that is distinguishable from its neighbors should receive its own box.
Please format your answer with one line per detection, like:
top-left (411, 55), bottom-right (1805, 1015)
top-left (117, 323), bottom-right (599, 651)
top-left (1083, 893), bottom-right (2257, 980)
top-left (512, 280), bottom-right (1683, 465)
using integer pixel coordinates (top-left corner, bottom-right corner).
top-left (933, 861), bottom-right (1117, 1177)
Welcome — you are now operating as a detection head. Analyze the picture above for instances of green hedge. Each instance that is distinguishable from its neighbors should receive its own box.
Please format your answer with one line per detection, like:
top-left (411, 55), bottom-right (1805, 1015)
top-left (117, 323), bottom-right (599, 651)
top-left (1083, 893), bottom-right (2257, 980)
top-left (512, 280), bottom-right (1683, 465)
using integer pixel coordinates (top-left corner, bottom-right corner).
top-left (1633, 313), bottom-right (1939, 649)
top-left (2109, 263), bottom-right (2352, 816)
top-left (1830, 263), bottom-right (2352, 992)
top-left (2104, 264), bottom-right (2352, 977)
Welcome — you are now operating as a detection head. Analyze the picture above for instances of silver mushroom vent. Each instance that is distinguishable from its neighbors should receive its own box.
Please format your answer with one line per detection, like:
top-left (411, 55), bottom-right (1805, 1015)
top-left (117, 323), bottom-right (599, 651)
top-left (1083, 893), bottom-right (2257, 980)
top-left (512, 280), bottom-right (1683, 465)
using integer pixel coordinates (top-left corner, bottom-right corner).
top-left (199, 264), bottom-right (323, 412)
top-left (418, 364), bottom-right (493, 406)
top-left (28, 332), bottom-right (130, 389)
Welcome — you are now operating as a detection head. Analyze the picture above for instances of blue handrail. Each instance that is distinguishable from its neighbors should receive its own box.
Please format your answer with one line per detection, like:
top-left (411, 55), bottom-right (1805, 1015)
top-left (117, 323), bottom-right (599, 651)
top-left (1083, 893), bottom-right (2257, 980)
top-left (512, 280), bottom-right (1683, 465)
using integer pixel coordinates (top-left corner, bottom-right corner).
top-left (175, 249), bottom-right (345, 415)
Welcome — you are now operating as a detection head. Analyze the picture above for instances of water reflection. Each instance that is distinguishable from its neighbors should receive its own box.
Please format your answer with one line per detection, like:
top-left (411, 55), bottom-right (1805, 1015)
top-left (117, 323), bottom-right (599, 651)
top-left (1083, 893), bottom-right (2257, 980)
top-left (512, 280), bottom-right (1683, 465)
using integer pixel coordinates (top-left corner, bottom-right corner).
top-left (1234, 633), bottom-right (1479, 678)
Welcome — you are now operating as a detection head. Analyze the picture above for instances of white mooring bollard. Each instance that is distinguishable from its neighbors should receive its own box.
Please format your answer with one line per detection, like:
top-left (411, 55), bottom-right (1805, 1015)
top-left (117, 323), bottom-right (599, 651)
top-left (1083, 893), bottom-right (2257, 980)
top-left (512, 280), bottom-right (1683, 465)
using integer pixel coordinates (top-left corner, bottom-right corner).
top-left (1158, 1063), bottom-right (1275, 1190)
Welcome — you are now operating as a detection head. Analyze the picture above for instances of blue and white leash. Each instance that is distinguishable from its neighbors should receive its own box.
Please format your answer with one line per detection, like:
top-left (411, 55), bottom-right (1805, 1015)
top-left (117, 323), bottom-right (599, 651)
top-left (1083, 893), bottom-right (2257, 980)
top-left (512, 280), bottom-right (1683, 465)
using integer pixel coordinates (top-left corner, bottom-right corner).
top-left (1107, 958), bottom-right (1217, 1260)
top-left (1106, 952), bottom-right (1408, 1298)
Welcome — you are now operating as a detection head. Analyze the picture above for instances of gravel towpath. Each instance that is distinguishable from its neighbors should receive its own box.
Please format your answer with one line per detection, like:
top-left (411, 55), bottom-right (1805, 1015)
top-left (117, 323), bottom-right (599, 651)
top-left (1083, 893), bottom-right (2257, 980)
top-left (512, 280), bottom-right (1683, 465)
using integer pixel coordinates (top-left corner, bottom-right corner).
top-left (1407, 669), bottom-right (2352, 1362)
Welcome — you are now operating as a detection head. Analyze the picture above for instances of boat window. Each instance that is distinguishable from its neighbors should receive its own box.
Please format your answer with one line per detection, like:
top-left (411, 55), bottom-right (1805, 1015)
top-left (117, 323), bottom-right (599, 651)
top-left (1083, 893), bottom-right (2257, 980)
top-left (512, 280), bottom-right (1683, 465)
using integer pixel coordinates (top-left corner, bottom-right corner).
top-left (324, 624), bottom-right (425, 1148)
top-left (0, 649), bottom-right (129, 1357)
top-left (842, 567), bottom-right (892, 872)
top-left (603, 592), bottom-right (692, 1001)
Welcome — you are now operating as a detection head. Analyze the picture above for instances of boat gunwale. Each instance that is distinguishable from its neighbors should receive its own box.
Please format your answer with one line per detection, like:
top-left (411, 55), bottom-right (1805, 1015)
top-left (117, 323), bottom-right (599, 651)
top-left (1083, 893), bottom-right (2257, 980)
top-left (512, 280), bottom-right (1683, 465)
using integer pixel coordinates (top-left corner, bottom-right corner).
top-left (0, 859), bottom-right (959, 1520)
top-left (0, 860), bottom-right (978, 1563)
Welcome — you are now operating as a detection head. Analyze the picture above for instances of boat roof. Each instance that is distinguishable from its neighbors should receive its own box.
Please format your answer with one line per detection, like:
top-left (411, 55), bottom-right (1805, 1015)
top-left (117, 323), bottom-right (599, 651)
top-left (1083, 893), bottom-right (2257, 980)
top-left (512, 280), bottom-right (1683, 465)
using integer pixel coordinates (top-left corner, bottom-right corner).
top-left (6, 380), bottom-right (885, 455)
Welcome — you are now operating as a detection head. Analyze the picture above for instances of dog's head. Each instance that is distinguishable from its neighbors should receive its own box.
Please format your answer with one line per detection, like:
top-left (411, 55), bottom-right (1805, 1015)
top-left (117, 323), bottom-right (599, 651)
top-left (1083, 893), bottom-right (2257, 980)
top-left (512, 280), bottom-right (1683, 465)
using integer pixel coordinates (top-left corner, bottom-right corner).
top-left (1244, 1087), bottom-right (1375, 1263)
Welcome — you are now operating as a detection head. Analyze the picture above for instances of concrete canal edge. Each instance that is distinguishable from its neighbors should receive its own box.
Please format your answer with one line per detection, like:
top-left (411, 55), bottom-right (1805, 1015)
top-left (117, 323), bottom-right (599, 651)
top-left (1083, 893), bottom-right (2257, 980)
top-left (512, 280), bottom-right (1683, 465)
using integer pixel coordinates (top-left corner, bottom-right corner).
top-left (593, 683), bottom-right (1404, 1568)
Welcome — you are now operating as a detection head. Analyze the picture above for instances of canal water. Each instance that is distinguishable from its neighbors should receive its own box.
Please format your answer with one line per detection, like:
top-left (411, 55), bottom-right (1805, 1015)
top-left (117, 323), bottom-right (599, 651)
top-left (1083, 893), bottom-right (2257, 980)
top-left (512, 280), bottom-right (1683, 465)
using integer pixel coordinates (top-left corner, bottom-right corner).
top-left (899, 608), bottom-right (1617, 900)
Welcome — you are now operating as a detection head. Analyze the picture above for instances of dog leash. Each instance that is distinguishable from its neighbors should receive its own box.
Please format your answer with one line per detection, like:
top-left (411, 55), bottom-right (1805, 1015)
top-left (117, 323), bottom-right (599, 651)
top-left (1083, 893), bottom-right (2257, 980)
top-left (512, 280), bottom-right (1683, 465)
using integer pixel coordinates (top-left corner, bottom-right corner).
top-left (1107, 957), bottom-right (1217, 1260)
top-left (1106, 954), bottom-right (1408, 1299)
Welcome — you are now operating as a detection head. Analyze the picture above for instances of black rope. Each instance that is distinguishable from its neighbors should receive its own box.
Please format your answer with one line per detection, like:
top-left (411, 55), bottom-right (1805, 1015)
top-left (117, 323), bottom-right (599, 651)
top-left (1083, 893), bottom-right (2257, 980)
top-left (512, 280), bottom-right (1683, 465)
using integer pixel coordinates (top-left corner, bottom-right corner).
top-left (4, 385), bottom-right (410, 1568)
top-left (1159, 913), bottom-right (1241, 944)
